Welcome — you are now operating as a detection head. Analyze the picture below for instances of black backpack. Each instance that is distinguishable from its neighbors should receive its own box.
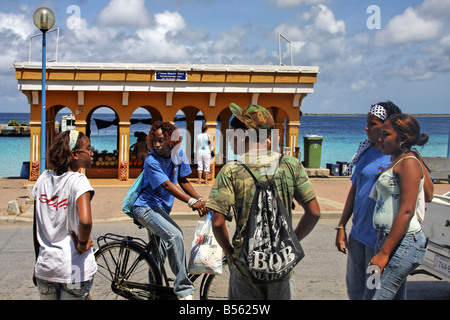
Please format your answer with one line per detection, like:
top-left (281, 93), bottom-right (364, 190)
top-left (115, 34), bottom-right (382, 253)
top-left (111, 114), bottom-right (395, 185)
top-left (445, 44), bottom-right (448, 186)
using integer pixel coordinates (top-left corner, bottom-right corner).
top-left (236, 156), bottom-right (305, 284)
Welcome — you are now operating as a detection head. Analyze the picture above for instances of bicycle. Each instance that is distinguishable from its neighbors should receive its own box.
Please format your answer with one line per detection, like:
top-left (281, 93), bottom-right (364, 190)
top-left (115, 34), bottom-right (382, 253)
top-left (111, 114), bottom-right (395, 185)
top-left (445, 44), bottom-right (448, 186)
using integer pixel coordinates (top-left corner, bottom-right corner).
top-left (90, 223), bottom-right (230, 300)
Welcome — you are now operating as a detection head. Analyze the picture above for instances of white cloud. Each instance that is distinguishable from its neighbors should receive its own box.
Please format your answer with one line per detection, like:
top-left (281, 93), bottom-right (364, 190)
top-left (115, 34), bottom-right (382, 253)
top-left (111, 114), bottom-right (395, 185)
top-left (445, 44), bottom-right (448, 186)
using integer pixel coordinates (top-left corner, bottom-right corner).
top-left (418, 0), bottom-right (450, 18)
top-left (0, 9), bottom-right (35, 73)
top-left (59, 9), bottom-right (194, 64)
top-left (274, 5), bottom-right (348, 66)
top-left (387, 63), bottom-right (435, 81)
top-left (350, 79), bottom-right (378, 91)
top-left (312, 4), bottom-right (345, 34)
top-left (96, 0), bottom-right (152, 28)
top-left (153, 10), bottom-right (185, 34)
top-left (0, 10), bottom-right (35, 40)
top-left (269, 0), bottom-right (324, 9)
top-left (130, 12), bottom-right (191, 62)
top-left (208, 25), bottom-right (250, 63)
top-left (440, 34), bottom-right (450, 48)
top-left (374, 7), bottom-right (442, 46)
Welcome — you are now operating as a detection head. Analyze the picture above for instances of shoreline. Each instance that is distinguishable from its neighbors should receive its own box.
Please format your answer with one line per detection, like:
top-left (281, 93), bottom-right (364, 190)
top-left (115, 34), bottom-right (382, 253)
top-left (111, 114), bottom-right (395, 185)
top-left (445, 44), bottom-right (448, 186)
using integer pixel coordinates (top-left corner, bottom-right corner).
top-left (0, 125), bottom-right (30, 136)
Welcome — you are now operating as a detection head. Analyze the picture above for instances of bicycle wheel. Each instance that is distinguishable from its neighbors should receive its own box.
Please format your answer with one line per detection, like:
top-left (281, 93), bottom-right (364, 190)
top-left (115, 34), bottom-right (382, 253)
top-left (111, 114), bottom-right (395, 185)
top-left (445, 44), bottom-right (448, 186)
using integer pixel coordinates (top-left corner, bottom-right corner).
top-left (200, 257), bottom-right (230, 300)
top-left (92, 241), bottom-right (162, 300)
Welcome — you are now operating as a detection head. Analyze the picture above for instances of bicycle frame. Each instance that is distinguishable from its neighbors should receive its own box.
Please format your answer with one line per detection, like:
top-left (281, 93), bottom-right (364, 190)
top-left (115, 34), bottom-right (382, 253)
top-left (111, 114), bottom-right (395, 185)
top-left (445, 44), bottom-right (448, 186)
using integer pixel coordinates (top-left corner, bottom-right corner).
top-left (95, 233), bottom-right (203, 300)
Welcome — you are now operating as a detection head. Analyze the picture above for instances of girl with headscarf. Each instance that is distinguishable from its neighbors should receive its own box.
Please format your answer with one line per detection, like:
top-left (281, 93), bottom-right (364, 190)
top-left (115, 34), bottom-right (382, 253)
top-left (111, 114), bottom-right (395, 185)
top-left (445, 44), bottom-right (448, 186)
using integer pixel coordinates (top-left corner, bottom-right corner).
top-left (335, 102), bottom-right (402, 300)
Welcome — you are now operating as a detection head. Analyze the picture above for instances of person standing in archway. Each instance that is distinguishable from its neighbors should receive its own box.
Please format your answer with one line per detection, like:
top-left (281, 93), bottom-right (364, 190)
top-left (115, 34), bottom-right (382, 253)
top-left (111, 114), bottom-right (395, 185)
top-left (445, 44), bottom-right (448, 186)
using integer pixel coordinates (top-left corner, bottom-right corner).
top-left (195, 124), bottom-right (212, 184)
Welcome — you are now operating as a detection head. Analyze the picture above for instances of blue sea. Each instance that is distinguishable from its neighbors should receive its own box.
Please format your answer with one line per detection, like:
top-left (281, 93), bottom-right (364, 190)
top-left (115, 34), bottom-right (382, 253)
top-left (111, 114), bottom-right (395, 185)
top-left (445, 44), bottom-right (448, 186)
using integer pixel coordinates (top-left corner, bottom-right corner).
top-left (1, 112), bottom-right (449, 178)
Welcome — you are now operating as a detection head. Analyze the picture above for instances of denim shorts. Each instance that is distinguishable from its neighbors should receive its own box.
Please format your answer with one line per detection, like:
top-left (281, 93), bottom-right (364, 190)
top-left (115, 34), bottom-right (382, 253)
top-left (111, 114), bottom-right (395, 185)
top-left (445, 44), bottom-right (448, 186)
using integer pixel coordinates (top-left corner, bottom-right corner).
top-left (36, 277), bottom-right (93, 300)
top-left (373, 231), bottom-right (427, 300)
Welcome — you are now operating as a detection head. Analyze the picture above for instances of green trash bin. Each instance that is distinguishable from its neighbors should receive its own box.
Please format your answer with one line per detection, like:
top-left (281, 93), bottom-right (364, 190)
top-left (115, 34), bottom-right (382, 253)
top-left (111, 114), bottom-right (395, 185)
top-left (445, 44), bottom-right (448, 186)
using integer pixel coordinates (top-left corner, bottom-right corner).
top-left (303, 135), bottom-right (324, 168)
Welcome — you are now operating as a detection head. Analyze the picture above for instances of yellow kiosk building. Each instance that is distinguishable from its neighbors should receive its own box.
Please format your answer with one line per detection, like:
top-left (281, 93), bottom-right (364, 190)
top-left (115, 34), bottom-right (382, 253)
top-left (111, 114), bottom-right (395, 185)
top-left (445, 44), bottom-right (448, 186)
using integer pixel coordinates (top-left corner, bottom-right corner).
top-left (14, 62), bottom-right (319, 181)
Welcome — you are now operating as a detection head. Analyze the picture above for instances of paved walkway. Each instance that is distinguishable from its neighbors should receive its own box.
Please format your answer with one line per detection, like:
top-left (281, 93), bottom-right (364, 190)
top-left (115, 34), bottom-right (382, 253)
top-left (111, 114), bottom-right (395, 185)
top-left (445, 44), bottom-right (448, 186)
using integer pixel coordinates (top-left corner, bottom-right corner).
top-left (1, 176), bottom-right (449, 224)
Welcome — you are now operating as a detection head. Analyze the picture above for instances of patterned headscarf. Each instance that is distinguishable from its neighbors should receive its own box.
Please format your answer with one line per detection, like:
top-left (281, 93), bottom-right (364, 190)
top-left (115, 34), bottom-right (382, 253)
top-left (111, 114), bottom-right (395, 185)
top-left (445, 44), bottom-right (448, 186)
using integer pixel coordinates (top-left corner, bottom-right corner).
top-left (69, 130), bottom-right (80, 150)
top-left (344, 104), bottom-right (388, 175)
top-left (369, 104), bottom-right (388, 121)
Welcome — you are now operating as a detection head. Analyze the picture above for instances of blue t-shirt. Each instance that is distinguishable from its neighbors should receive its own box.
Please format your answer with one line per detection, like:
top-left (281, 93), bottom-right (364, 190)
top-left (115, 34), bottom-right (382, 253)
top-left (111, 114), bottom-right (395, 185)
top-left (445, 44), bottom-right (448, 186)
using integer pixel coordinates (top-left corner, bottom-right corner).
top-left (350, 146), bottom-right (391, 249)
top-left (134, 149), bottom-right (192, 213)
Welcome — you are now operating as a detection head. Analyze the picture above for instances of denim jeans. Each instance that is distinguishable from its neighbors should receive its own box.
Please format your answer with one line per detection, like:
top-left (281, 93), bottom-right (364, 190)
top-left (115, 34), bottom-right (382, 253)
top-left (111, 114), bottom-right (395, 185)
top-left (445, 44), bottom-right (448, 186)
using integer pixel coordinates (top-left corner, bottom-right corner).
top-left (228, 265), bottom-right (296, 300)
top-left (346, 235), bottom-right (376, 300)
top-left (132, 205), bottom-right (195, 298)
top-left (373, 231), bottom-right (427, 300)
top-left (36, 277), bottom-right (93, 300)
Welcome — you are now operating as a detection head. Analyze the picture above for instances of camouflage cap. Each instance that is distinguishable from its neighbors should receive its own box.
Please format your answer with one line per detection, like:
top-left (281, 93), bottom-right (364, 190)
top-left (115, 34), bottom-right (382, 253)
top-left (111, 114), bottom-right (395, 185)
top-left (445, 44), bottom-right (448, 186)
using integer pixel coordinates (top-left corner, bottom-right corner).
top-left (229, 103), bottom-right (275, 130)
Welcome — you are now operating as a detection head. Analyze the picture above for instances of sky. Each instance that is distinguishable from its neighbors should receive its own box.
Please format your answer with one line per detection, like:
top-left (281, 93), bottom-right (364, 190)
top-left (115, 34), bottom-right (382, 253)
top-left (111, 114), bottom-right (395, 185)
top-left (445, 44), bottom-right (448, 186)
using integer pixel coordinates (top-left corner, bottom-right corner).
top-left (0, 0), bottom-right (449, 114)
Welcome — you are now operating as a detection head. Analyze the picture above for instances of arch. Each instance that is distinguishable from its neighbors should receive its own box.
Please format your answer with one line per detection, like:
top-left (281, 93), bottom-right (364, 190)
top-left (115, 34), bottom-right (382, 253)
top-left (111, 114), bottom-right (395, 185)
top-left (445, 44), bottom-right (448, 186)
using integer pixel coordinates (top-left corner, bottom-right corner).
top-left (49, 104), bottom-right (72, 138)
top-left (129, 105), bottom-right (162, 124)
top-left (85, 105), bottom-right (118, 141)
top-left (53, 106), bottom-right (75, 134)
top-left (84, 106), bottom-right (121, 178)
top-left (128, 107), bottom-right (153, 177)
top-left (268, 106), bottom-right (292, 155)
top-left (178, 106), bottom-right (203, 163)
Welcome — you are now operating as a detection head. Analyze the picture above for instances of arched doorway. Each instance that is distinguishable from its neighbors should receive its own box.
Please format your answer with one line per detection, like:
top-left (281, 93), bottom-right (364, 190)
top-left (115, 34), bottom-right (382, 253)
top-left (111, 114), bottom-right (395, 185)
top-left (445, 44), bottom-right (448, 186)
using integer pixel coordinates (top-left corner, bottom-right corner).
top-left (54, 106), bottom-right (75, 134)
top-left (85, 106), bottom-right (119, 178)
top-left (128, 106), bottom-right (158, 177)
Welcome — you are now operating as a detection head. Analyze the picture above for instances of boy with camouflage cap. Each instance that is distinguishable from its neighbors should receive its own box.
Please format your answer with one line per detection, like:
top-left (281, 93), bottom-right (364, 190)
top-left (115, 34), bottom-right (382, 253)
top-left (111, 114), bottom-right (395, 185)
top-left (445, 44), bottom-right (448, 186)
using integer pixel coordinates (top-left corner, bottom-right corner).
top-left (207, 103), bottom-right (321, 300)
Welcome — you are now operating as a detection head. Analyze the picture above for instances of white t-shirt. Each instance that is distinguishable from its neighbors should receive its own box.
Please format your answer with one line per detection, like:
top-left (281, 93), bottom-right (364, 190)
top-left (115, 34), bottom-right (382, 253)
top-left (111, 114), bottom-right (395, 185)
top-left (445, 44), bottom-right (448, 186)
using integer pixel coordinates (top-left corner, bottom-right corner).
top-left (33, 170), bottom-right (97, 283)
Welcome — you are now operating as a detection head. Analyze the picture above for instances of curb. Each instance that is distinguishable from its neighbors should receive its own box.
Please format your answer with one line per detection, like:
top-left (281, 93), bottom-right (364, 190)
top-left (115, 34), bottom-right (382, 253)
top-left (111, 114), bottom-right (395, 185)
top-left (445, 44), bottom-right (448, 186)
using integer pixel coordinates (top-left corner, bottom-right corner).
top-left (0, 210), bottom-right (342, 225)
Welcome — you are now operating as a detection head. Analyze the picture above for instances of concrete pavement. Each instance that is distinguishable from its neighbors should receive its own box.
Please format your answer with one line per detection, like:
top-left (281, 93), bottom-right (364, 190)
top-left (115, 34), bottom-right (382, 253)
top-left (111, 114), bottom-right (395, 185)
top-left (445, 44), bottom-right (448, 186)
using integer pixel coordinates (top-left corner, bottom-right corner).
top-left (1, 175), bottom-right (449, 224)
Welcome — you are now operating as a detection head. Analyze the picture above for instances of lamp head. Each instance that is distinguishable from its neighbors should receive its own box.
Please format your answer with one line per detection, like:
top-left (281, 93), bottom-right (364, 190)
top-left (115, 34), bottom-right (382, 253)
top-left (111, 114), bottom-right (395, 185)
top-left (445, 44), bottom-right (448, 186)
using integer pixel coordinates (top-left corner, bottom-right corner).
top-left (33, 7), bottom-right (55, 32)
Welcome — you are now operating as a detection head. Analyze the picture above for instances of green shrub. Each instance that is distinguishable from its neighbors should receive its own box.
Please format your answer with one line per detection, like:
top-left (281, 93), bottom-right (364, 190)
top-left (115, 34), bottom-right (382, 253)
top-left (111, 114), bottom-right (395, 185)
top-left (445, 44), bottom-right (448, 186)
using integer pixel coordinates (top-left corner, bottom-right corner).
top-left (8, 120), bottom-right (20, 126)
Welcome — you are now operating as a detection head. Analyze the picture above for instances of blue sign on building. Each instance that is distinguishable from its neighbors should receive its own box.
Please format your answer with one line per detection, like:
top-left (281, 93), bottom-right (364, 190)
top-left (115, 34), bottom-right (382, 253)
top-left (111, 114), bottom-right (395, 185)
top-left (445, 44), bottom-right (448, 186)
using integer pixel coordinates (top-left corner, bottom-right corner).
top-left (155, 71), bottom-right (187, 81)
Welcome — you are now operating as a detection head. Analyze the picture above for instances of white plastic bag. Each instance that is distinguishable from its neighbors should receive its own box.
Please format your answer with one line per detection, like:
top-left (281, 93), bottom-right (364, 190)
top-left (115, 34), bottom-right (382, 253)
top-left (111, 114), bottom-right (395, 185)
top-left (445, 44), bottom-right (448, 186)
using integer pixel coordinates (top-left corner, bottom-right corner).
top-left (188, 212), bottom-right (223, 275)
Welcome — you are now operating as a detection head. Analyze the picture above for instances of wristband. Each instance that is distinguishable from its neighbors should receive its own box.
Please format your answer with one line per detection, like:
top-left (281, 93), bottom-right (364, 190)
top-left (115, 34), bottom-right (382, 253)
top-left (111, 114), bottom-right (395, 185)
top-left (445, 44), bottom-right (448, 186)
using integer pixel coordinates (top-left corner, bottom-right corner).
top-left (78, 239), bottom-right (88, 246)
top-left (188, 197), bottom-right (203, 208)
top-left (335, 226), bottom-right (345, 231)
top-left (188, 198), bottom-right (197, 208)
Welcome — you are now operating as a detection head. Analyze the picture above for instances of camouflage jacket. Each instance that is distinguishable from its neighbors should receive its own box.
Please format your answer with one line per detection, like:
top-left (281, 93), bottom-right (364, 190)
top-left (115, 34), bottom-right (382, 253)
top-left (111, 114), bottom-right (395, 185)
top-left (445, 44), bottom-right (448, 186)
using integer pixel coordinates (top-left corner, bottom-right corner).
top-left (206, 151), bottom-right (316, 282)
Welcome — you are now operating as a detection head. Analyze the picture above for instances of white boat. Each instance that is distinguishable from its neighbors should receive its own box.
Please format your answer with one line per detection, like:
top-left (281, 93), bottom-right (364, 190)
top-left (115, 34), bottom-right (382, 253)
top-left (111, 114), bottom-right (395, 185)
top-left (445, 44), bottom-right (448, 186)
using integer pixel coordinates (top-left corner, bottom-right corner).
top-left (414, 191), bottom-right (450, 282)
top-left (61, 114), bottom-right (75, 132)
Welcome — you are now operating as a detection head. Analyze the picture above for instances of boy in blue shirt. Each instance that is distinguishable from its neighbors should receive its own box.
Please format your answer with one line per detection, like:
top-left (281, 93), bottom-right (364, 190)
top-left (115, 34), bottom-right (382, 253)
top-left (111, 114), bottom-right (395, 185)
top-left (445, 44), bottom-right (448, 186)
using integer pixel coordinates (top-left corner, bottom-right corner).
top-left (133, 121), bottom-right (207, 300)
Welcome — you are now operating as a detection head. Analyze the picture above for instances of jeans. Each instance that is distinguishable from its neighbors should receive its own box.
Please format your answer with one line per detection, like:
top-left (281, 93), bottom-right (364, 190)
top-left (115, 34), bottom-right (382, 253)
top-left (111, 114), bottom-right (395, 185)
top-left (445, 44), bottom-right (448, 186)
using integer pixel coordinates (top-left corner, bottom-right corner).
top-left (372, 231), bottom-right (427, 300)
top-left (36, 277), bottom-right (93, 300)
top-left (228, 266), bottom-right (296, 300)
top-left (346, 235), bottom-right (376, 300)
top-left (132, 205), bottom-right (195, 298)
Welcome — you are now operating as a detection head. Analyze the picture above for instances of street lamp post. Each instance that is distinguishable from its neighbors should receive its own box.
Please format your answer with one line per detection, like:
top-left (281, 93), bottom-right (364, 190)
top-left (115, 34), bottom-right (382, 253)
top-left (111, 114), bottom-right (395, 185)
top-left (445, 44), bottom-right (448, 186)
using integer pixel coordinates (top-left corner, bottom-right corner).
top-left (33, 7), bottom-right (55, 174)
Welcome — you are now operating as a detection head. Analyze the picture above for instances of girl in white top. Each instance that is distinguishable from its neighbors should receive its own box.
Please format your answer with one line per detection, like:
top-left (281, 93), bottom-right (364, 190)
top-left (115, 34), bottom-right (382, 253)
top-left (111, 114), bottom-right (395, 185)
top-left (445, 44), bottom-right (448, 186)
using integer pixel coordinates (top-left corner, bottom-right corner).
top-left (33, 130), bottom-right (97, 300)
top-left (369, 114), bottom-right (430, 300)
